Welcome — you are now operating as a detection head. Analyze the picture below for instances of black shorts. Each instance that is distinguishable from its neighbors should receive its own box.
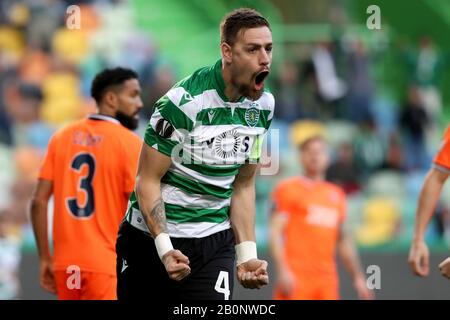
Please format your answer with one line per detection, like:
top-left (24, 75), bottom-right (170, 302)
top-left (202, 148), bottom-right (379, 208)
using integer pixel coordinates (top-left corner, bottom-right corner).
top-left (116, 220), bottom-right (236, 300)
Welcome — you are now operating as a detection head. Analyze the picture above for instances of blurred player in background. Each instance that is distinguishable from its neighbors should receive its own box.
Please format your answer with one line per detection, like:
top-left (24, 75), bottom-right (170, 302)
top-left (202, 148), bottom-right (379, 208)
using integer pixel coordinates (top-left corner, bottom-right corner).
top-left (29, 67), bottom-right (143, 299)
top-left (269, 135), bottom-right (374, 300)
top-left (409, 126), bottom-right (450, 280)
top-left (116, 8), bottom-right (272, 300)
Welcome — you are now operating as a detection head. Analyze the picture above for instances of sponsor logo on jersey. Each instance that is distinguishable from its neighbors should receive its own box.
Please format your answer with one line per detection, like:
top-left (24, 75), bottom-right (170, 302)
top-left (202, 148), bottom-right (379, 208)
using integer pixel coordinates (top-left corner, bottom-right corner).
top-left (208, 109), bottom-right (215, 123)
top-left (305, 205), bottom-right (339, 228)
top-left (214, 129), bottom-right (241, 159)
top-left (179, 92), bottom-right (193, 106)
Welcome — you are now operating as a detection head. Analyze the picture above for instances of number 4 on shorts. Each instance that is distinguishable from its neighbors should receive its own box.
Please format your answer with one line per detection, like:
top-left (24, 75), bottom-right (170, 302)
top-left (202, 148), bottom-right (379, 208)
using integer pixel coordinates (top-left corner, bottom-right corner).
top-left (214, 271), bottom-right (230, 300)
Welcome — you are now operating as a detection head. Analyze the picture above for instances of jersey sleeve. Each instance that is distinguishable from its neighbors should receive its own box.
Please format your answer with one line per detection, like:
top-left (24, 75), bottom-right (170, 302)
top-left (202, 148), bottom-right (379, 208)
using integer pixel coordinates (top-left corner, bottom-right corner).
top-left (144, 87), bottom-right (196, 158)
top-left (38, 133), bottom-right (57, 181)
top-left (433, 126), bottom-right (450, 173)
top-left (270, 182), bottom-right (291, 217)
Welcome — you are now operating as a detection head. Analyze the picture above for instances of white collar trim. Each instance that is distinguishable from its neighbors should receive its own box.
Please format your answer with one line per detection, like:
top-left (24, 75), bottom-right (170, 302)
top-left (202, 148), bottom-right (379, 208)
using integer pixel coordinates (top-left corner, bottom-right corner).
top-left (88, 114), bottom-right (120, 124)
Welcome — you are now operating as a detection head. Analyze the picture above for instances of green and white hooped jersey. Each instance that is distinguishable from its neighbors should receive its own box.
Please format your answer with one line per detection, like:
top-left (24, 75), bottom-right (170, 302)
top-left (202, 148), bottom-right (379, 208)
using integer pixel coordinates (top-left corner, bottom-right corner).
top-left (126, 59), bottom-right (274, 238)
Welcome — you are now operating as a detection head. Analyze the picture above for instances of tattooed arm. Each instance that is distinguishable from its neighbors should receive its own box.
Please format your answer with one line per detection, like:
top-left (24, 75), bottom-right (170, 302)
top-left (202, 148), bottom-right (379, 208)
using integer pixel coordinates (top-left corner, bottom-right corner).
top-left (135, 144), bottom-right (171, 237)
top-left (135, 143), bottom-right (190, 280)
top-left (142, 198), bottom-right (167, 237)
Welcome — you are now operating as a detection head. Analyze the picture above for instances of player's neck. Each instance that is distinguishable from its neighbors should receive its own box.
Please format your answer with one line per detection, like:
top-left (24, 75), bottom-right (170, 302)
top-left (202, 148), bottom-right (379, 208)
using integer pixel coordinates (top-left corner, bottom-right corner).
top-left (97, 107), bottom-right (116, 119)
top-left (221, 66), bottom-right (242, 102)
top-left (303, 172), bottom-right (325, 182)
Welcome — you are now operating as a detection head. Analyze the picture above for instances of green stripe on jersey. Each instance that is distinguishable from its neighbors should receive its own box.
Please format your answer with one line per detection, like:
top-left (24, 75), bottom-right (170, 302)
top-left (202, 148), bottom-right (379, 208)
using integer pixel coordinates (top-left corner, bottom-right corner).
top-left (172, 60), bottom-right (228, 101)
top-left (196, 107), bottom-right (272, 128)
top-left (161, 171), bottom-right (233, 199)
top-left (144, 126), bottom-right (179, 157)
top-left (181, 162), bottom-right (241, 177)
top-left (165, 203), bottom-right (229, 223)
top-left (155, 95), bottom-right (194, 131)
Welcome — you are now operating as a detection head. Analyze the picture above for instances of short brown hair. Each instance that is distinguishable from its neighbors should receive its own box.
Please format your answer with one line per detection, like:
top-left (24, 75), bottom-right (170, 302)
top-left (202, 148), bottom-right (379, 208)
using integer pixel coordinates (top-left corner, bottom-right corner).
top-left (220, 8), bottom-right (270, 45)
top-left (299, 135), bottom-right (326, 151)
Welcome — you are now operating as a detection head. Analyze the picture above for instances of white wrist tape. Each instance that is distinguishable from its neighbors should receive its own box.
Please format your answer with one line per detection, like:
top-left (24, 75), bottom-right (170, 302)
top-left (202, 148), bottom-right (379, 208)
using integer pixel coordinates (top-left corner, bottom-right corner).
top-left (235, 241), bottom-right (257, 265)
top-left (154, 233), bottom-right (174, 260)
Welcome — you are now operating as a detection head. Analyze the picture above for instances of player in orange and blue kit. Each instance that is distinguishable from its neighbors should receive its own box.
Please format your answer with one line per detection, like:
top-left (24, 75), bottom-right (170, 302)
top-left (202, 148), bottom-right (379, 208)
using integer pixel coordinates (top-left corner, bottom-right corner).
top-left (409, 125), bottom-right (450, 280)
top-left (30, 68), bottom-right (143, 300)
top-left (269, 136), bottom-right (374, 300)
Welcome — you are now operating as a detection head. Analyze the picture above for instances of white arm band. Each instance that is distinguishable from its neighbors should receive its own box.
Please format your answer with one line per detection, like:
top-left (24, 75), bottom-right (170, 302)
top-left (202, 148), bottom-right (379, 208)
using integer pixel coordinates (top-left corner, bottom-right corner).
top-left (154, 233), bottom-right (174, 260)
top-left (235, 241), bottom-right (257, 266)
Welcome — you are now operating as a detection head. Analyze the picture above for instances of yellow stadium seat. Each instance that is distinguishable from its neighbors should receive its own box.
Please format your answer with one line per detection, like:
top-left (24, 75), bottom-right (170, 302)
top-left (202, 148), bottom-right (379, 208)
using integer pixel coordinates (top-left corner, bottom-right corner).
top-left (355, 197), bottom-right (401, 246)
top-left (41, 72), bottom-right (83, 125)
top-left (9, 3), bottom-right (30, 27)
top-left (0, 26), bottom-right (25, 59)
top-left (289, 120), bottom-right (326, 147)
top-left (52, 28), bottom-right (89, 64)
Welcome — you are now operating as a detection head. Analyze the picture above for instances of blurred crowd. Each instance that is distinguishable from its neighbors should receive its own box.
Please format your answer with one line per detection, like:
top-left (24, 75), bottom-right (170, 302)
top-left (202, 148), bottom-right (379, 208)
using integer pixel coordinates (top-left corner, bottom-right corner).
top-left (257, 29), bottom-right (450, 252)
top-left (0, 0), bottom-right (449, 299)
top-left (0, 0), bottom-right (177, 299)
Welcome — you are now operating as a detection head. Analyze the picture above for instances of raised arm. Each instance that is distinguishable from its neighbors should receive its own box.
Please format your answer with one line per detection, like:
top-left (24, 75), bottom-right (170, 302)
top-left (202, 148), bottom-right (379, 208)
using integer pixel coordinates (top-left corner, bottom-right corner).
top-left (135, 143), bottom-right (171, 236)
top-left (135, 143), bottom-right (190, 280)
top-left (230, 163), bottom-right (268, 289)
top-left (230, 163), bottom-right (257, 244)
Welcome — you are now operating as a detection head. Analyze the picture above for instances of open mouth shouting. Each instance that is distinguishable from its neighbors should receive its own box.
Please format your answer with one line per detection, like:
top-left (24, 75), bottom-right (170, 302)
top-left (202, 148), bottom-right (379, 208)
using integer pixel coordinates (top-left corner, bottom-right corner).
top-left (254, 69), bottom-right (270, 91)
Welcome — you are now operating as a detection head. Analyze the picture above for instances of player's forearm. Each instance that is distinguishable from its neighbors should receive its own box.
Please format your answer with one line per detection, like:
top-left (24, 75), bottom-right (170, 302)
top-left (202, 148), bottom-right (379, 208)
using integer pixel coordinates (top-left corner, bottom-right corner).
top-left (230, 183), bottom-right (256, 243)
top-left (135, 176), bottom-right (167, 238)
top-left (29, 199), bottom-right (51, 261)
top-left (268, 225), bottom-right (287, 274)
top-left (413, 169), bottom-right (447, 242)
top-left (338, 234), bottom-right (365, 281)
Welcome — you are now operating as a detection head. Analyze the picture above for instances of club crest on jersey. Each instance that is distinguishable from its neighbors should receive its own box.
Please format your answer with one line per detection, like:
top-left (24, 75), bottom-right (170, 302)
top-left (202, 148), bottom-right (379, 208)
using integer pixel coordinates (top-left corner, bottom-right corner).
top-left (244, 105), bottom-right (260, 127)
